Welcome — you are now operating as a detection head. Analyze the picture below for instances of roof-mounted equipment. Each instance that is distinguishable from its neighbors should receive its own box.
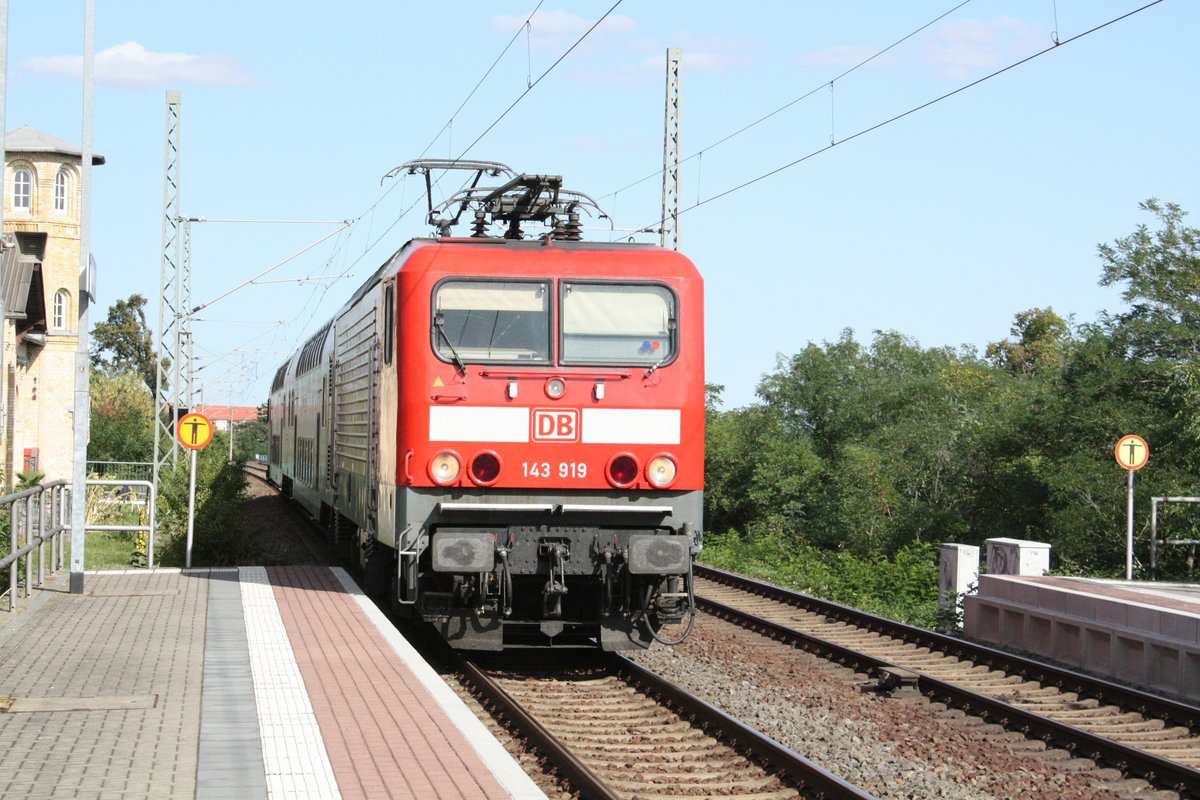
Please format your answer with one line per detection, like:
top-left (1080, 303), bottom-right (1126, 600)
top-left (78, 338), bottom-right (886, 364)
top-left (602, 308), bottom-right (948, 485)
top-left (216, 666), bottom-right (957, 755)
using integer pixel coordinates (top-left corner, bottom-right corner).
top-left (384, 158), bottom-right (607, 240)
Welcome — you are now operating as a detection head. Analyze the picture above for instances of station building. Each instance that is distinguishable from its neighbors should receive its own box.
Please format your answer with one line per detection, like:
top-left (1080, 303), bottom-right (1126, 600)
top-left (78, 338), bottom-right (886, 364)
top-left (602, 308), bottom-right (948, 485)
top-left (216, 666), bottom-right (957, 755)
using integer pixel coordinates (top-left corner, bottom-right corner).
top-left (1, 126), bottom-right (104, 489)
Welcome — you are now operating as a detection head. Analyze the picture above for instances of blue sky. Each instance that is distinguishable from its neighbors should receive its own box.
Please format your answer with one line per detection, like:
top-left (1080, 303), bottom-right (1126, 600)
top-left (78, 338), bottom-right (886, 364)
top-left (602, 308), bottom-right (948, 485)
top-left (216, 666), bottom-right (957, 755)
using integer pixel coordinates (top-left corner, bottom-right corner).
top-left (6, 1), bottom-right (1196, 410)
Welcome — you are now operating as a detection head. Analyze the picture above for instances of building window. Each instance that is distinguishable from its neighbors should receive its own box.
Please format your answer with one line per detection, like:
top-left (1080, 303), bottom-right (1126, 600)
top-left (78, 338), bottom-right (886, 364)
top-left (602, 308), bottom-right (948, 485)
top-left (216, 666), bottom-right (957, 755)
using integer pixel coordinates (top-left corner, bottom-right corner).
top-left (53, 290), bottom-right (69, 330)
top-left (55, 170), bottom-right (69, 212)
top-left (13, 168), bottom-right (32, 210)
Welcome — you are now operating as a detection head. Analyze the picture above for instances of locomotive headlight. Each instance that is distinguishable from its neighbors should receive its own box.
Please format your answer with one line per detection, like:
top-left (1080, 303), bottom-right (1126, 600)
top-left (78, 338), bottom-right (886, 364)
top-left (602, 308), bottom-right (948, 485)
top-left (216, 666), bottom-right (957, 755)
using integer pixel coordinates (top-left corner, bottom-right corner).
top-left (429, 452), bottom-right (461, 485)
top-left (544, 377), bottom-right (566, 399)
top-left (646, 455), bottom-right (678, 488)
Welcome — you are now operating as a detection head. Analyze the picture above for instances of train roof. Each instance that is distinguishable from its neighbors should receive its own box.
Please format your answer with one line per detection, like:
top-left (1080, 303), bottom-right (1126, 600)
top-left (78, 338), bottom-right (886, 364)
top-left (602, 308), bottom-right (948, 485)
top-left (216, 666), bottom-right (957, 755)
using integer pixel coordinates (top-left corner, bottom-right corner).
top-left (274, 159), bottom-right (699, 387)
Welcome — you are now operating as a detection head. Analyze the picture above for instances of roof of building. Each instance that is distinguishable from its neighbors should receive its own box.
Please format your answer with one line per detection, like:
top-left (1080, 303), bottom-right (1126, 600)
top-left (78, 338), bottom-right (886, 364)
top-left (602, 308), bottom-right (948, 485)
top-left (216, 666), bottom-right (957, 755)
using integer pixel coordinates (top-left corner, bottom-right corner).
top-left (6, 125), bottom-right (106, 165)
top-left (193, 405), bottom-right (262, 424)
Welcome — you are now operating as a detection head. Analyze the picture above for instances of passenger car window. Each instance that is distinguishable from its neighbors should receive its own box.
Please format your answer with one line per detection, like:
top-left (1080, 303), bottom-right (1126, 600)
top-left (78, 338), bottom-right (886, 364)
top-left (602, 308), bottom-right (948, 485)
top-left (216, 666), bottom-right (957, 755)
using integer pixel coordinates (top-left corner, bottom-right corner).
top-left (561, 282), bottom-right (676, 365)
top-left (433, 280), bottom-right (550, 363)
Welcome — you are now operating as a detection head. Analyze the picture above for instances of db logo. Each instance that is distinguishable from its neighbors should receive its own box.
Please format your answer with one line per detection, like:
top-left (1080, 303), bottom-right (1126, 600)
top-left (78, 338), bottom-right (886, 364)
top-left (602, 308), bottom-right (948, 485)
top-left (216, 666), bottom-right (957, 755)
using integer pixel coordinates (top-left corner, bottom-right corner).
top-left (532, 408), bottom-right (579, 442)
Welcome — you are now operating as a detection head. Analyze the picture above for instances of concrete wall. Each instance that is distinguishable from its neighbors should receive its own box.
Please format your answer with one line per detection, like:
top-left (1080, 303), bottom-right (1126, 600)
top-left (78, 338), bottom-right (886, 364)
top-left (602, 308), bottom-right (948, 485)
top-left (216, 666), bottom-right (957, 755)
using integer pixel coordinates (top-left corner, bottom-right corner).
top-left (964, 574), bottom-right (1200, 703)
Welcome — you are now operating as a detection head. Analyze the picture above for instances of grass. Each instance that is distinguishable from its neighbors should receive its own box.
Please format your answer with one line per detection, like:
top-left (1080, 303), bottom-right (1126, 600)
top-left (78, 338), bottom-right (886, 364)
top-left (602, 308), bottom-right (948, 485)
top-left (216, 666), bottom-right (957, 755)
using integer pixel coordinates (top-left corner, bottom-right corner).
top-left (82, 530), bottom-right (140, 569)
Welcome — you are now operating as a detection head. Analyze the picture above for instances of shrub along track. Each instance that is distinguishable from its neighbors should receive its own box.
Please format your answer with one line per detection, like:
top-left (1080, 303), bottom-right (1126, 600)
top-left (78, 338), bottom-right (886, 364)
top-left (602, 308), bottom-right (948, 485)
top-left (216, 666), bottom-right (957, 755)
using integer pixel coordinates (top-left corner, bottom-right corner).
top-left (693, 564), bottom-right (1200, 798)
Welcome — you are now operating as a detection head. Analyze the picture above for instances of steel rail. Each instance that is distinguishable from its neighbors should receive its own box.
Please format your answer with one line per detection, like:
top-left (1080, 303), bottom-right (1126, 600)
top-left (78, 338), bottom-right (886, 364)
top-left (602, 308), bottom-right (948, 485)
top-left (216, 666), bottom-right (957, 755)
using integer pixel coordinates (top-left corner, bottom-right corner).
top-left (609, 652), bottom-right (880, 800)
top-left (456, 646), bottom-right (879, 800)
top-left (695, 564), bottom-right (1200, 795)
top-left (455, 655), bottom-right (621, 800)
top-left (696, 564), bottom-right (1200, 728)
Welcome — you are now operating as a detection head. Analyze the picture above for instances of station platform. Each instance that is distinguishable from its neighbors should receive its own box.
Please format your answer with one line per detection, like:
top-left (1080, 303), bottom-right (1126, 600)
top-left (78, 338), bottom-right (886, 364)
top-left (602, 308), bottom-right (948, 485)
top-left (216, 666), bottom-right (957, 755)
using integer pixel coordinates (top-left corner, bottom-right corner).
top-left (0, 565), bottom-right (546, 800)
top-left (964, 574), bottom-right (1200, 704)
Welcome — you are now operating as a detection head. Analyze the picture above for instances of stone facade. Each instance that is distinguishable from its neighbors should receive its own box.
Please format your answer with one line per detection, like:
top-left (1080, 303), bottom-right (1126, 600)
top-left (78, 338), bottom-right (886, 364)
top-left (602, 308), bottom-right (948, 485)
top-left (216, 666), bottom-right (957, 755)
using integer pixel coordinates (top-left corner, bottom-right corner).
top-left (2, 127), bottom-right (102, 488)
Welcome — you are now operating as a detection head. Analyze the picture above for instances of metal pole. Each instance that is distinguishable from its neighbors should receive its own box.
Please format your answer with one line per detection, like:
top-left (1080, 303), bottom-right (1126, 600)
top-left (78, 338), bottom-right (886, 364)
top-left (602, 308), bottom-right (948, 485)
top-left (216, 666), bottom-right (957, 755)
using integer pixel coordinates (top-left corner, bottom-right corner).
top-left (1150, 497), bottom-right (1159, 579)
top-left (661, 47), bottom-right (681, 251)
top-left (148, 478), bottom-right (157, 568)
top-left (185, 447), bottom-right (196, 568)
top-left (70, 0), bottom-right (95, 593)
top-left (1126, 468), bottom-right (1135, 581)
top-left (152, 91), bottom-right (182, 493)
top-left (0, 0), bottom-right (9, 460)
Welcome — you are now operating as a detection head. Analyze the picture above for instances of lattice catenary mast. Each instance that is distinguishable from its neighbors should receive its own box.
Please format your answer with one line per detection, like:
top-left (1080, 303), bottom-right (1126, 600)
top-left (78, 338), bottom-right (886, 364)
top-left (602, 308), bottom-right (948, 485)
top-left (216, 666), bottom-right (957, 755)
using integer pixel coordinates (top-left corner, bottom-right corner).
top-left (152, 90), bottom-right (192, 486)
top-left (661, 47), bottom-right (681, 251)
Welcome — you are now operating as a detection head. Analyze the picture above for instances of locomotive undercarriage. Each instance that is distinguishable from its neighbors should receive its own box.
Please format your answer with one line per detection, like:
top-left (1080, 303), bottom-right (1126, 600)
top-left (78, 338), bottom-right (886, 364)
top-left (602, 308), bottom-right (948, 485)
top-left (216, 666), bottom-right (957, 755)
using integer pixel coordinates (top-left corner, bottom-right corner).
top-left (417, 525), bottom-right (697, 650)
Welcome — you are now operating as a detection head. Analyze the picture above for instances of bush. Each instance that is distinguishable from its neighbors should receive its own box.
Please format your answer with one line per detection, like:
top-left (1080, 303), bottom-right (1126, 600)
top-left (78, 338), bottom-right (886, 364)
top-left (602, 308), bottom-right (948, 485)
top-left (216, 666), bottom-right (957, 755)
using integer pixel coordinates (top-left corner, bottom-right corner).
top-left (156, 446), bottom-right (259, 567)
top-left (699, 528), bottom-right (940, 628)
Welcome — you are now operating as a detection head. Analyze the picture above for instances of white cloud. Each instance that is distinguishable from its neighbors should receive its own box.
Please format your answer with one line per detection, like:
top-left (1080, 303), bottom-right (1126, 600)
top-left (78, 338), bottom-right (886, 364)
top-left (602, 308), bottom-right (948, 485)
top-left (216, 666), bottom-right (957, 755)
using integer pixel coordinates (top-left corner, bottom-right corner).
top-left (795, 45), bottom-right (902, 69)
top-left (492, 9), bottom-right (636, 51)
top-left (21, 41), bottom-right (256, 89)
top-left (923, 18), bottom-right (1048, 79)
top-left (491, 10), bottom-right (747, 85)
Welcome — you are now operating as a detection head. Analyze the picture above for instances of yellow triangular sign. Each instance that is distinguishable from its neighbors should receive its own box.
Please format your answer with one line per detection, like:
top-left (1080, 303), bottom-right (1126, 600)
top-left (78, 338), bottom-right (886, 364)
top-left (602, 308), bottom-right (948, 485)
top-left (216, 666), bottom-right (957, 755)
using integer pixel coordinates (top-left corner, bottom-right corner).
top-left (433, 377), bottom-right (445, 387)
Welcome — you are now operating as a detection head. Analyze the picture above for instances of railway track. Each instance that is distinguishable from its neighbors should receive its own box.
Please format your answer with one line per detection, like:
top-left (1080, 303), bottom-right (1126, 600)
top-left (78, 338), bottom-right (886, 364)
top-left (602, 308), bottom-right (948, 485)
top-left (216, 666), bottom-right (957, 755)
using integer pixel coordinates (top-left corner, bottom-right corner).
top-left (694, 563), bottom-right (1200, 797)
top-left (456, 650), bottom-right (878, 800)
top-left (246, 464), bottom-right (877, 797)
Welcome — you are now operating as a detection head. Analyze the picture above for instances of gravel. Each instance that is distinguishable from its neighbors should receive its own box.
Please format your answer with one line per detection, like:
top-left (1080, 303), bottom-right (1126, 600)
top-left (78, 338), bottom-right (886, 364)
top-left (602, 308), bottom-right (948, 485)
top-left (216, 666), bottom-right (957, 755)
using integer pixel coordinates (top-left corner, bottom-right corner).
top-left (629, 613), bottom-right (1147, 800)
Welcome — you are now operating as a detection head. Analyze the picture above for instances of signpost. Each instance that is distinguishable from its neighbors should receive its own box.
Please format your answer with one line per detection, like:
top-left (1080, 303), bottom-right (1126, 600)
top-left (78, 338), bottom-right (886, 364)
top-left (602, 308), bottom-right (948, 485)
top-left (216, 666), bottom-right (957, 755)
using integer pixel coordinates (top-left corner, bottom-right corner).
top-left (177, 412), bottom-right (214, 568)
top-left (1115, 434), bottom-right (1149, 580)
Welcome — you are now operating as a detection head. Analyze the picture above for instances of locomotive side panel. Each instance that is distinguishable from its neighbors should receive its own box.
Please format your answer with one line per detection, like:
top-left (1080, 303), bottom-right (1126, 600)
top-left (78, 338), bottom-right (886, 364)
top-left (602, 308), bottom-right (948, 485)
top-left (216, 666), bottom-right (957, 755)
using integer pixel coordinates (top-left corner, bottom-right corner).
top-left (375, 277), bottom-right (400, 551)
top-left (332, 298), bottom-right (379, 534)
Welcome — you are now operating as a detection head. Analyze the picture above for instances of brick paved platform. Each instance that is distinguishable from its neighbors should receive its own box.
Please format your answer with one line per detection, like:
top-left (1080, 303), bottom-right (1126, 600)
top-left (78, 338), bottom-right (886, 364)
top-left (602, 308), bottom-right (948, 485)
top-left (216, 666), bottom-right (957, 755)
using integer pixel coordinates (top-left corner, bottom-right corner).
top-left (0, 566), bottom-right (545, 800)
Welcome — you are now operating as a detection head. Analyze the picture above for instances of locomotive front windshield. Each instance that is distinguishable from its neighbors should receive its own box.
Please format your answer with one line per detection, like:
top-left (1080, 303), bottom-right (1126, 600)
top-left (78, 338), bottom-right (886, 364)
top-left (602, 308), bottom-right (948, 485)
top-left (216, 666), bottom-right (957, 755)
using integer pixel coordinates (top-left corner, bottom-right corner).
top-left (561, 282), bottom-right (675, 365)
top-left (432, 278), bottom-right (677, 367)
top-left (434, 280), bottom-right (551, 362)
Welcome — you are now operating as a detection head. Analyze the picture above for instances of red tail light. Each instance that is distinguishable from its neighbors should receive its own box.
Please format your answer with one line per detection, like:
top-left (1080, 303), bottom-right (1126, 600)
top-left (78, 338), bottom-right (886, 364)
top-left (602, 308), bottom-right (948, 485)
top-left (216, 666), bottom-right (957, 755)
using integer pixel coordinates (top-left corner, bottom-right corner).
top-left (470, 451), bottom-right (501, 485)
top-left (606, 454), bottom-right (639, 488)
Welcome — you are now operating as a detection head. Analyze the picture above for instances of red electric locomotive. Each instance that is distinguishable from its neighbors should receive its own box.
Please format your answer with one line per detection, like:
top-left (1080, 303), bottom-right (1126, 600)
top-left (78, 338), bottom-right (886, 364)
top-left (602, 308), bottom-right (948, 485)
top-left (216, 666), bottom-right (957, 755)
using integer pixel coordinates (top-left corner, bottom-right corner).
top-left (269, 161), bottom-right (703, 650)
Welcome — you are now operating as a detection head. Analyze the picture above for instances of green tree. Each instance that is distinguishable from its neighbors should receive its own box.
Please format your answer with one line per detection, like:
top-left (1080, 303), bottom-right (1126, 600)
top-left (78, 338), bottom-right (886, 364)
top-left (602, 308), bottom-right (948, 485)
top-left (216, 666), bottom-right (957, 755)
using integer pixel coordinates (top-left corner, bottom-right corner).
top-left (231, 416), bottom-right (268, 462)
top-left (1098, 199), bottom-right (1200, 364)
top-left (90, 294), bottom-right (167, 395)
top-left (1036, 201), bottom-right (1200, 574)
top-left (765, 332), bottom-right (995, 551)
top-left (986, 307), bottom-right (1073, 377)
top-left (704, 384), bottom-right (823, 539)
top-left (88, 369), bottom-right (154, 463)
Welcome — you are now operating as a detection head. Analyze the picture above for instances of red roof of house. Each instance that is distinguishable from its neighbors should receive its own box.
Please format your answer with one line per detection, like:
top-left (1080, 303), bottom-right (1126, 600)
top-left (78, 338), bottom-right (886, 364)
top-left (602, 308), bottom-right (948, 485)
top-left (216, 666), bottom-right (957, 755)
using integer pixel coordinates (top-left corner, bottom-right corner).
top-left (192, 405), bottom-right (261, 424)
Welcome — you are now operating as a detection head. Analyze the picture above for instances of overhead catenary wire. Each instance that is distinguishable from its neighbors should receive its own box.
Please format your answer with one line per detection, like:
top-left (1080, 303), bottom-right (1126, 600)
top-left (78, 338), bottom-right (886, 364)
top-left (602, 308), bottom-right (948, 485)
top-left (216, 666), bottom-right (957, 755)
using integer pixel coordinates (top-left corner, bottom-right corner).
top-left (327, 0), bottom-right (624, 275)
top-left (634, 0), bottom-right (1165, 234)
top-left (199, 3), bottom-right (586, 407)
top-left (452, 0), bottom-right (626, 163)
top-left (289, 0), bottom-right (587, 296)
top-left (603, 0), bottom-right (973, 202)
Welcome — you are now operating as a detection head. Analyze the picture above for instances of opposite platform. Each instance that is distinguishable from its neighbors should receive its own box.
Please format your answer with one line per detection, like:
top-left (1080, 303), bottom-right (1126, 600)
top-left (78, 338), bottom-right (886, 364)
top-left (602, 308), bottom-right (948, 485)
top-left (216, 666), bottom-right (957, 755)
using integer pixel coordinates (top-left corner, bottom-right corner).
top-left (0, 566), bottom-right (545, 800)
top-left (965, 574), bottom-right (1200, 704)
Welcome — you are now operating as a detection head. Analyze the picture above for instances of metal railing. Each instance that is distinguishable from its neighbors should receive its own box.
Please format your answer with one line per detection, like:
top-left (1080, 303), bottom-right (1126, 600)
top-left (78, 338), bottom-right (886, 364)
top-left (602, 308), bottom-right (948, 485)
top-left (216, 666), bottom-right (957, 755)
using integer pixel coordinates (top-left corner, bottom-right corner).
top-left (85, 479), bottom-right (157, 569)
top-left (0, 480), bottom-right (71, 612)
top-left (86, 461), bottom-right (153, 482)
top-left (1149, 495), bottom-right (1200, 578)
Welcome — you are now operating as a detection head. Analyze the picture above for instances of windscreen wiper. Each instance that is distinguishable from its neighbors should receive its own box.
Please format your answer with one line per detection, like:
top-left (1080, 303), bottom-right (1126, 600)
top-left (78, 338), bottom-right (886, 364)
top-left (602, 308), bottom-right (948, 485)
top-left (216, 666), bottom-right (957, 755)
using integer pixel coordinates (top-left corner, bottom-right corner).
top-left (434, 313), bottom-right (467, 375)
